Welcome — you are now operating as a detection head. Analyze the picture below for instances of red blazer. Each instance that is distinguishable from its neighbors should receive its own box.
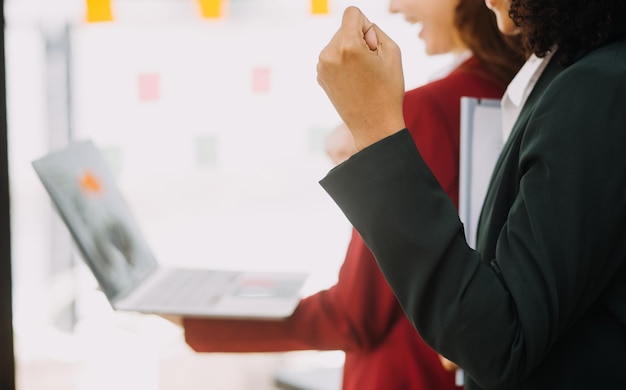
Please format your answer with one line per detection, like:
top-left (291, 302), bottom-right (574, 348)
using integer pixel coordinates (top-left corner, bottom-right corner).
top-left (183, 56), bottom-right (506, 390)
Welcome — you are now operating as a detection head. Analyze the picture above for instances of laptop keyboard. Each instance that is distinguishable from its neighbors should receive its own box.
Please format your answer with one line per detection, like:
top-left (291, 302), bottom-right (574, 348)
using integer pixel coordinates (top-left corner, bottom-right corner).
top-left (139, 269), bottom-right (238, 309)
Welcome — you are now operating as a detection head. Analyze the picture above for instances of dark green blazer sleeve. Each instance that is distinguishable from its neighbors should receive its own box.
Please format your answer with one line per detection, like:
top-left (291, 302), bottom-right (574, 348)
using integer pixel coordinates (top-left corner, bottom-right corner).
top-left (321, 130), bottom-right (521, 389)
top-left (320, 39), bottom-right (626, 390)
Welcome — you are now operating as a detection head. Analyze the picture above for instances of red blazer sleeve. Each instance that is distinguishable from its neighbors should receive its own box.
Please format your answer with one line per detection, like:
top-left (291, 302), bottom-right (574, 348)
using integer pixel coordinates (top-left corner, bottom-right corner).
top-left (183, 228), bottom-right (404, 352)
top-left (403, 56), bottom-right (505, 209)
top-left (403, 86), bottom-right (460, 208)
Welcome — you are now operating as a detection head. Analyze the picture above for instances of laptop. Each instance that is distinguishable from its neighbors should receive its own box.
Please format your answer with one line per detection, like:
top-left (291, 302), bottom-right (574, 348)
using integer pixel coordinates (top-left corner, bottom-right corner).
top-left (32, 140), bottom-right (308, 319)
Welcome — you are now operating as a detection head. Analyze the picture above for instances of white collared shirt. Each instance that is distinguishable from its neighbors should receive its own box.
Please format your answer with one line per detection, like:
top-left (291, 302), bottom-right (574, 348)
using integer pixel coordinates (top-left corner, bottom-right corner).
top-left (501, 49), bottom-right (556, 141)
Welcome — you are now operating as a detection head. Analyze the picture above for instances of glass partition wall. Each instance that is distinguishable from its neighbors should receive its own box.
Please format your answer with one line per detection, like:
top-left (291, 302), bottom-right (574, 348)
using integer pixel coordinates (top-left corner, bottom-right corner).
top-left (6, 1), bottom-right (451, 389)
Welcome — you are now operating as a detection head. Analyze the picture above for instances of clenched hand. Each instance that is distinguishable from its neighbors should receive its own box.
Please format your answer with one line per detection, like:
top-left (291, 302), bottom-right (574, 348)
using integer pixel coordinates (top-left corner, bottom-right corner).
top-left (317, 6), bottom-right (406, 150)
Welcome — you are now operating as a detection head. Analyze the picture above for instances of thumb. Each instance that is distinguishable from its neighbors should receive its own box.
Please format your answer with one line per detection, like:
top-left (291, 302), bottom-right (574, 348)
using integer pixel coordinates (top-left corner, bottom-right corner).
top-left (364, 24), bottom-right (378, 51)
top-left (341, 7), bottom-right (378, 51)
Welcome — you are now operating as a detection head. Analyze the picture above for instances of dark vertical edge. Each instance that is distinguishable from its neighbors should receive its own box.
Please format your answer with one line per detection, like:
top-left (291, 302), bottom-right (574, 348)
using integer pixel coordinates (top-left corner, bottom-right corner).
top-left (0, 0), bottom-right (16, 388)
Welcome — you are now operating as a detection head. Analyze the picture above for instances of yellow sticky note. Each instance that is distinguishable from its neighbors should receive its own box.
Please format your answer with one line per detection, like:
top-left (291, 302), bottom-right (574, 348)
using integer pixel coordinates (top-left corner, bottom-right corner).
top-left (198, 0), bottom-right (222, 19)
top-left (311, 0), bottom-right (328, 15)
top-left (85, 0), bottom-right (114, 23)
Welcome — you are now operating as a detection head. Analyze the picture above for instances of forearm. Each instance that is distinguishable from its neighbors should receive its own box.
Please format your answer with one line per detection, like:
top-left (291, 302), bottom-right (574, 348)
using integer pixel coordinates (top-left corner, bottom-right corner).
top-left (319, 130), bottom-right (522, 387)
top-left (183, 285), bottom-right (398, 353)
top-left (183, 291), bottom-right (359, 353)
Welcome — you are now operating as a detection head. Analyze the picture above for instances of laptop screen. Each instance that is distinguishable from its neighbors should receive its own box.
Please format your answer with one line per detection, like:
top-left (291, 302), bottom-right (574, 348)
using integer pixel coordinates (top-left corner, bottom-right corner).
top-left (32, 140), bottom-right (158, 301)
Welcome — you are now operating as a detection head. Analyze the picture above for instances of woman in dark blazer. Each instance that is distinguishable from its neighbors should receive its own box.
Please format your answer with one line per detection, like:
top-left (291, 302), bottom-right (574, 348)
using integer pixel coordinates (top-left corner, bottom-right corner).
top-left (317, 1), bottom-right (626, 389)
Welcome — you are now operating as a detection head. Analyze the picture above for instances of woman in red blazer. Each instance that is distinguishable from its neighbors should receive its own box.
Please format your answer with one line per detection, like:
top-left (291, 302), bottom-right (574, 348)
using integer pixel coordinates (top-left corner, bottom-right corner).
top-left (179, 0), bottom-right (524, 389)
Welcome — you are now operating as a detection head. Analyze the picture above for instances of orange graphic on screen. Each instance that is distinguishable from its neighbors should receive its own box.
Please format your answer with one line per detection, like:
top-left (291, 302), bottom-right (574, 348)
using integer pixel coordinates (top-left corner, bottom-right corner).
top-left (79, 170), bottom-right (102, 194)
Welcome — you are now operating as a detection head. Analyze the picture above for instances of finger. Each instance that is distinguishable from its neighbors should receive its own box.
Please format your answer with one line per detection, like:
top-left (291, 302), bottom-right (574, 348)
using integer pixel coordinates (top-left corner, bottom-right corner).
top-left (160, 314), bottom-right (183, 327)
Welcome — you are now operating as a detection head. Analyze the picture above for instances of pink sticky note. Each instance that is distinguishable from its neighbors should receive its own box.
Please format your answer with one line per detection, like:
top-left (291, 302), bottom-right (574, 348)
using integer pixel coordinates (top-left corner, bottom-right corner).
top-left (252, 67), bottom-right (271, 93)
top-left (138, 73), bottom-right (160, 101)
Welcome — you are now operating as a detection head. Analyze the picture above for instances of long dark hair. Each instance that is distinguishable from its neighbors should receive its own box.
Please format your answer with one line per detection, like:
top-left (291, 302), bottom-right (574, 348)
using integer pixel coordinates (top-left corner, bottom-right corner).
top-left (455, 0), bottom-right (525, 88)
top-left (509, 0), bottom-right (626, 65)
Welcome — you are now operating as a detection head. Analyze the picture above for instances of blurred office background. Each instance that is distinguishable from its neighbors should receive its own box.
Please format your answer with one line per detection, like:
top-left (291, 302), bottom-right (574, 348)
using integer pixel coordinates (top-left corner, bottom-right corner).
top-left (5, 0), bottom-right (453, 388)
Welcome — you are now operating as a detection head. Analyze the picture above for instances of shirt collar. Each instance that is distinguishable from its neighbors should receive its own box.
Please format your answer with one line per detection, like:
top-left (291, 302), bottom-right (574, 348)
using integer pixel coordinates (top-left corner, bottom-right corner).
top-left (506, 48), bottom-right (556, 107)
top-left (500, 47), bottom-right (557, 141)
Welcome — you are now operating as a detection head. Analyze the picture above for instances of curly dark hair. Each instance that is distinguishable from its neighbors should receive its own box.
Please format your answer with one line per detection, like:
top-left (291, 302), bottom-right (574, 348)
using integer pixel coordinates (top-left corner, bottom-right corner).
top-left (509, 0), bottom-right (626, 65)
top-left (455, 0), bottom-right (525, 88)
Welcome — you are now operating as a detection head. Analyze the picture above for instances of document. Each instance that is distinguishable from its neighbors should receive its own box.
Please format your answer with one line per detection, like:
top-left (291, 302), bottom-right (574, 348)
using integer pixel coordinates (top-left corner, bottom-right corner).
top-left (459, 97), bottom-right (503, 248)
